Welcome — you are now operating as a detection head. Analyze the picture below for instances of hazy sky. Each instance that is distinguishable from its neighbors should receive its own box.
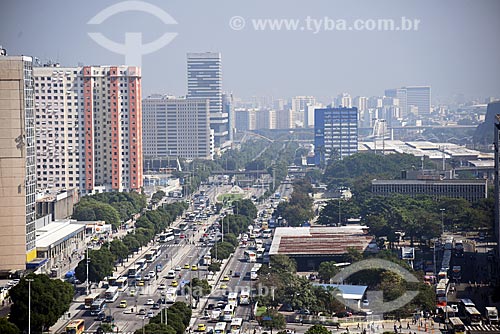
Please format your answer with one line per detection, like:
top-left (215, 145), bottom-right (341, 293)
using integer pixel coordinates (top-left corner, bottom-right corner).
top-left (1, 0), bottom-right (499, 103)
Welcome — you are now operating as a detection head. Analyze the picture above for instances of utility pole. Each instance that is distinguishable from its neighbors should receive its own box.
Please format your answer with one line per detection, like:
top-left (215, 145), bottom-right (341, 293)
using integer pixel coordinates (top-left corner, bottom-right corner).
top-left (86, 244), bottom-right (90, 295)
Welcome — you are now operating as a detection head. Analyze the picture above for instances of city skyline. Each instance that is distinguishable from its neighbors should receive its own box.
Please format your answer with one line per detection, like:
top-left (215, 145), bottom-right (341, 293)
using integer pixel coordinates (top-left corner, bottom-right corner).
top-left (1, 0), bottom-right (499, 102)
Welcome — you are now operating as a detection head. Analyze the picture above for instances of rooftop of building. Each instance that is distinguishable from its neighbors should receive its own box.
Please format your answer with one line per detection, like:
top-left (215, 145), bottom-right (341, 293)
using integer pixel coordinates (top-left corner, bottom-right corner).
top-left (269, 226), bottom-right (374, 257)
top-left (358, 140), bottom-right (486, 160)
top-left (313, 283), bottom-right (368, 300)
top-left (36, 220), bottom-right (85, 250)
top-left (371, 178), bottom-right (487, 185)
top-left (36, 188), bottom-right (78, 202)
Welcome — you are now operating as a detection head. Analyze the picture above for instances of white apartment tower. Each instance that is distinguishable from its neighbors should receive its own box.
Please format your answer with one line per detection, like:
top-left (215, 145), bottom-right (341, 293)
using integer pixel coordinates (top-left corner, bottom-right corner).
top-left (33, 65), bottom-right (143, 195)
top-left (142, 95), bottom-right (212, 160)
top-left (292, 96), bottom-right (316, 125)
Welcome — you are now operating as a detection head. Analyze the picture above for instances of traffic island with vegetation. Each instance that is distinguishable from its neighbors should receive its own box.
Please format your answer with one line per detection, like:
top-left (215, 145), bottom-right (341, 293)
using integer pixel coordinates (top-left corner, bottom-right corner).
top-left (134, 302), bottom-right (192, 334)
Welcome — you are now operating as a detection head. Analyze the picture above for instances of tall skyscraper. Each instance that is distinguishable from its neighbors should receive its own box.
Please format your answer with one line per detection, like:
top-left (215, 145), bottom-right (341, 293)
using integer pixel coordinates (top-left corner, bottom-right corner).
top-left (0, 54), bottom-right (37, 270)
top-left (304, 103), bottom-right (323, 128)
top-left (385, 86), bottom-right (431, 117)
top-left (142, 95), bottom-right (212, 160)
top-left (235, 109), bottom-right (256, 131)
top-left (336, 93), bottom-right (353, 108)
top-left (187, 52), bottom-right (229, 148)
top-left (406, 86), bottom-right (431, 117)
top-left (314, 106), bottom-right (358, 165)
top-left (492, 103), bottom-right (500, 261)
top-left (291, 96), bottom-right (316, 125)
top-left (33, 65), bottom-right (143, 195)
top-left (222, 92), bottom-right (234, 142)
top-left (276, 109), bottom-right (294, 129)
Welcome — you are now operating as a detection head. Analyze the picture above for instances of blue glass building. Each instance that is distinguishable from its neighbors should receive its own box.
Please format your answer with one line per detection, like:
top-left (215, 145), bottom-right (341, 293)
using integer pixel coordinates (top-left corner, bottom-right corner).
top-left (314, 107), bottom-right (358, 165)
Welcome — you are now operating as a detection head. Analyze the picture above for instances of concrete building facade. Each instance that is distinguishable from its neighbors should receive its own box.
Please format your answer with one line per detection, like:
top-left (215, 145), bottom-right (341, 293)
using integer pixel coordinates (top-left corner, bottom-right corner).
top-left (0, 55), bottom-right (37, 271)
top-left (142, 95), bottom-right (212, 159)
top-left (371, 178), bottom-right (487, 202)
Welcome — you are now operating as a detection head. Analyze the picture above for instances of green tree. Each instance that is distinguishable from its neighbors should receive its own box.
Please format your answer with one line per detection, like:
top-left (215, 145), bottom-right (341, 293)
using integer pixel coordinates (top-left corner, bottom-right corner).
top-left (270, 255), bottom-right (297, 274)
top-left (210, 241), bottom-right (235, 260)
top-left (305, 325), bottom-right (331, 334)
top-left (151, 190), bottom-right (166, 204)
top-left (108, 239), bottom-right (129, 263)
top-left (186, 278), bottom-right (211, 298)
top-left (0, 318), bottom-right (19, 334)
top-left (136, 322), bottom-right (175, 334)
top-left (317, 261), bottom-right (340, 283)
top-left (75, 248), bottom-right (114, 283)
top-left (345, 247), bottom-right (363, 263)
top-left (9, 275), bottom-right (73, 333)
top-left (122, 234), bottom-right (141, 253)
top-left (232, 199), bottom-right (258, 219)
top-left (208, 262), bottom-right (221, 272)
top-left (111, 201), bottom-right (136, 222)
top-left (73, 200), bottom-right (121, 229)
top-left (223, 233), bottom-right (239, 247)
top-left (261, 308), bottom-right (286, 332)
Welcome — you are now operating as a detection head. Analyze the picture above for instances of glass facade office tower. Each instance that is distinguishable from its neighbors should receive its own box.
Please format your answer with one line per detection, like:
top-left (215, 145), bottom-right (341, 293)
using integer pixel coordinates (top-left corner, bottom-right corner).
top-left (314, 107), bottom-right (358, 165)
top-left (187, 52), bottom-right (229, 148)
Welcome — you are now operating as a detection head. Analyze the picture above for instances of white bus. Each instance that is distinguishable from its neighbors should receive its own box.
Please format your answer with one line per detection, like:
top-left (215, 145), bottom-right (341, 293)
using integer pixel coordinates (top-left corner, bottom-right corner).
top-left (128, 264), bottom-right (142, 278)
top-left (262, 229), bottom-right (272, 239)
top-left (222, 304), bottom-right (234, 321)
top-left (227, 292), bottom-right (238, 308)
top-left (159, 230), bottom-right (175, 243)
top-left (255, 238), bottom-right (263, 248)
top-left (239, 289), bottom-right (250, 305)
top-left (145, 251), bottom-right (156, 263)
top-left (165, 287), bottom-right (177, 304)
top-left (115, 277), bottom-right (128, 292)
top-left (136, 259), bottom-right (147, 271)
top-left (250, 264), bottom-right (262, 280)
top-left (436, 278), bottom-right (449, 306)
top-left (104, 286), bottom-right (119, 303)
top-left (230, 318), bottom-right (243, 334)
top-left (84, 293), bottom-right (101, 309)
top-left (446, 317), bottom-right (465, 334)
top-left (244, 251), bottom-right (256, 263)
top-left (465, 306), bottom-right (482, 326)
top-left (90, 298), bottom-right (106, 315)
top-left (214, 322), bottom-right (227, 334)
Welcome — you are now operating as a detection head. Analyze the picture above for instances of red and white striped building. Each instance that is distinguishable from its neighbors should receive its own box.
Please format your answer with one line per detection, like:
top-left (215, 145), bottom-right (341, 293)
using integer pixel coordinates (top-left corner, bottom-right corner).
top-left (34, 65), bottom-right (143, 195)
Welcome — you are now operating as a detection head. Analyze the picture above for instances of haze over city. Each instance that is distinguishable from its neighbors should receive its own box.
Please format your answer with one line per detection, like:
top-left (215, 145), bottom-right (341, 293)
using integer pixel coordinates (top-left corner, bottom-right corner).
top-left (1, 1), bottom-right (500, 334)
top-left (1, 0), bottom-right (500, 102)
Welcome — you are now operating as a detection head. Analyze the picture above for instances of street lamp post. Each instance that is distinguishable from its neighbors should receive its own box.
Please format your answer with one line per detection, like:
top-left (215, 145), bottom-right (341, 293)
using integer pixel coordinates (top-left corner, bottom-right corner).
top-left (27, 278), bottom-right (34, 334)
top-left (440, 208), bottom-right (445, 235)
top-left (188, 255), bottom-right (194, 309)
top-left (86, 244), bottom-right (90, 295)
top-left (433, 239), bottom-right (437, 276)
top-left (338, 198), bottom-right (341, 226)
